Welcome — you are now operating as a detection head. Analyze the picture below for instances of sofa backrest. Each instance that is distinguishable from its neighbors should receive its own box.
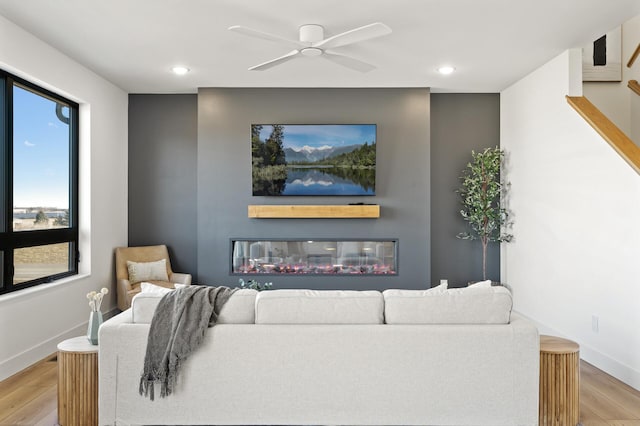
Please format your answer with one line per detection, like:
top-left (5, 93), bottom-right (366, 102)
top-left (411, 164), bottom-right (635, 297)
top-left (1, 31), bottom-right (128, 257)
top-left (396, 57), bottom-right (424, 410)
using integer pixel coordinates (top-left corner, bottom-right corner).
top-left (255, 289), bottom-right (384, 324)
top-left (383, 285), bottom-right (513, 324)
top-left (130, 286), bottom-right (512, 326)
top-left (131, 288), bottom-right (257, 324)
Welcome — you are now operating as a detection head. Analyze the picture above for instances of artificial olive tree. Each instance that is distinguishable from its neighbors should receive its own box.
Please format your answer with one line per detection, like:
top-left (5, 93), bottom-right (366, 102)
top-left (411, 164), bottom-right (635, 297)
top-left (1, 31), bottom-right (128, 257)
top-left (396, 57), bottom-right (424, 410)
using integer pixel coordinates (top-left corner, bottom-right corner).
top-left (457, 146), bottom-right (513, 281)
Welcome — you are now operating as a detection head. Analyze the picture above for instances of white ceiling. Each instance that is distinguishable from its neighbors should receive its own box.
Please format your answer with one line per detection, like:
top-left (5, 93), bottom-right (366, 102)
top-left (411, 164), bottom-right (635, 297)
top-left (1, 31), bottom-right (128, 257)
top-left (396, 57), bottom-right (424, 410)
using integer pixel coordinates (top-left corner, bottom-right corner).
top-left (1, 0), bottom-right (639, 94)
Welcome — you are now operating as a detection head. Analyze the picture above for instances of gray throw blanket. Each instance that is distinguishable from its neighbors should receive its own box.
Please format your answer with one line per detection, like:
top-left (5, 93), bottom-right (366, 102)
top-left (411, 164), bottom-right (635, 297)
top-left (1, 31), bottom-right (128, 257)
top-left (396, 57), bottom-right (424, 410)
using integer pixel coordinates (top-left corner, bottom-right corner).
top-left (139, 285), bottom-right (237, 400)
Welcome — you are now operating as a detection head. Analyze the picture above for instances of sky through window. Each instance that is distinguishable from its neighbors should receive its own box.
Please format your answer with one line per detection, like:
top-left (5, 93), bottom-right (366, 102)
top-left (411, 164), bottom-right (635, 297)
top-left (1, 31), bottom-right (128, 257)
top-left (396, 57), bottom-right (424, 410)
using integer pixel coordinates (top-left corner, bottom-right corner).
top-left (12, 85), bottom-right (70, 209)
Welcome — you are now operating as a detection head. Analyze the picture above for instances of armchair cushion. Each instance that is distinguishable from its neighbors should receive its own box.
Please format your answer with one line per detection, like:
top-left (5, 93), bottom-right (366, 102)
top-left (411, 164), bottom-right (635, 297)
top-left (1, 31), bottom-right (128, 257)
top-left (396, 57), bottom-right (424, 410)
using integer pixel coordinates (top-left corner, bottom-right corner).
top-left (126, 259), bottom-right (169, 284)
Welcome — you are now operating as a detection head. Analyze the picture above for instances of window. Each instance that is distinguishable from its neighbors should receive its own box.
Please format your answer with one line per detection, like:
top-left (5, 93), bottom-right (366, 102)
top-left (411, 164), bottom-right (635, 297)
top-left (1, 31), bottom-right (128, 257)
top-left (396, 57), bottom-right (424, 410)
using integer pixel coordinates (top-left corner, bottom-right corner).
top-left (0, 69), bottom-right (79, 294)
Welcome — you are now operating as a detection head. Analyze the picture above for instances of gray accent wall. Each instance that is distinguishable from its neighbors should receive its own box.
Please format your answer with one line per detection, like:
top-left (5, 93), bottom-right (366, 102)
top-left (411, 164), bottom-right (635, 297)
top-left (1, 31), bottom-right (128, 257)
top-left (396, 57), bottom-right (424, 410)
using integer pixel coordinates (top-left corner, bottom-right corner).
top-left (128, 94), bottom-right (198, 275)
top-left (127, 91), bottom-right (500, 290)
top-left (198, 88), bottom-right (430, 289)
top-left (430, 93), bottom-right (501, 286)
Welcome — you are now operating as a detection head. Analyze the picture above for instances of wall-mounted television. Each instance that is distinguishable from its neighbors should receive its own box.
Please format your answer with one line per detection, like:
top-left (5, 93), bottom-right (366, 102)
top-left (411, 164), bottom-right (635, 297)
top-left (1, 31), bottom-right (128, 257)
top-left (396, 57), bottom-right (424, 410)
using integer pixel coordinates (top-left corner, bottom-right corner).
top-left (251, 124), bottom-right (376, 196)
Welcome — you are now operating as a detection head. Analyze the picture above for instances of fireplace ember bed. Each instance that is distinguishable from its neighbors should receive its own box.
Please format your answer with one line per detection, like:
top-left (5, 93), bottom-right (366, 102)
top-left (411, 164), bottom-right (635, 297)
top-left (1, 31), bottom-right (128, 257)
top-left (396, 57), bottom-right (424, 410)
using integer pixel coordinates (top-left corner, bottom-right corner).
top-left (231, 239), bottom-right (397, 275)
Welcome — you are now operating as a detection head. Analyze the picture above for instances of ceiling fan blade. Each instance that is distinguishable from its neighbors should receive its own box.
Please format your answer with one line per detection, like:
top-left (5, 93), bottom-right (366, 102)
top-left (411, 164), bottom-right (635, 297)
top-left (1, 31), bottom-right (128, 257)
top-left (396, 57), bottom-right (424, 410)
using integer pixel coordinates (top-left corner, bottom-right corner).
top-left (228, 25), bottom-right (301, 49)
top-left (248, 50), bottom-right (300, 71)
top-left (322, 51), bottom-right (376, 73)
top-left (314, 22), bottom-right (391, 49)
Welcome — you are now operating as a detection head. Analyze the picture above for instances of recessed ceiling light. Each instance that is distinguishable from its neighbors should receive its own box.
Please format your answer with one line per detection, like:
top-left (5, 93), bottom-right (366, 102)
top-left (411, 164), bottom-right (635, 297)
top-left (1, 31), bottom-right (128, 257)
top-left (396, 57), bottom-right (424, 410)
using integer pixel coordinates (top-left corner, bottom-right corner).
top-left (437, 66), bottom-right (455, 75)
top-left (171, 66), bottom-right (190, 75)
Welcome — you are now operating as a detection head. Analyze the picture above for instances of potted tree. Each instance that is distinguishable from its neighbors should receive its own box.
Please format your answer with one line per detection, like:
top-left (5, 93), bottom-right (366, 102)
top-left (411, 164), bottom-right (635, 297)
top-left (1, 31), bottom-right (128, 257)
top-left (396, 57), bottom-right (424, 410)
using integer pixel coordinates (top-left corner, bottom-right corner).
top-left (457, 146), bottom-right (513, 282)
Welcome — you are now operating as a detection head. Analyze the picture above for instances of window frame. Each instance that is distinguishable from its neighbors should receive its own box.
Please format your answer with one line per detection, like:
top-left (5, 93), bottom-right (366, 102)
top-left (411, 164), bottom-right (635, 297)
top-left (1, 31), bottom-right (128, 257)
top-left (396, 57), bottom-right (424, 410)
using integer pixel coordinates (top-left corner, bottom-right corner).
top-left (0, 69), bottom-right (80, 294)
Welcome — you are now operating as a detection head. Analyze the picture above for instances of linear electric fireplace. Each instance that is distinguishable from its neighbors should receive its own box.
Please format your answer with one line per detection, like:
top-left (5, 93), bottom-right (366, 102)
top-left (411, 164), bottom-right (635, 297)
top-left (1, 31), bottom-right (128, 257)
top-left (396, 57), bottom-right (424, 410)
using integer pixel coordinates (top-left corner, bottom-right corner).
top-left (231, 239), bottom-right (397, 275)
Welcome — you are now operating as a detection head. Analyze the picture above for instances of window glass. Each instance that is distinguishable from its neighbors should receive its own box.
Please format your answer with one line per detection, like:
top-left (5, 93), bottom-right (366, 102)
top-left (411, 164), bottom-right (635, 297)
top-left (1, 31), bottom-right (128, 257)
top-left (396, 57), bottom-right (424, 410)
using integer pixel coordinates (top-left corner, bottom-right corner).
top-left (12, 85), bottom-right (70, 232)
top-left (13, 243), bottom-right (70, 285)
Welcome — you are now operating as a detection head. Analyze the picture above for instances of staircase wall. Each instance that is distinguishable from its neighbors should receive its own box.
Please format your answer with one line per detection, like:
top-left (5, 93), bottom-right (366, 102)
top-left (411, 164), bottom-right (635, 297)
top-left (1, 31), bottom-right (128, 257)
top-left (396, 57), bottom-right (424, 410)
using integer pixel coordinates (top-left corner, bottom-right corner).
top-left (501, 49), bottom-right (640, 390)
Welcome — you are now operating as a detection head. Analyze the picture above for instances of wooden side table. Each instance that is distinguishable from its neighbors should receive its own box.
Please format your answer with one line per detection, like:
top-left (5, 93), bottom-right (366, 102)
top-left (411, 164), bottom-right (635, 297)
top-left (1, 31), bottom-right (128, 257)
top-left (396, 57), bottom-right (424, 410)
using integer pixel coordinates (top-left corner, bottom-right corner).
top-left (539, 335), bottom-right (580, 426)
top-left (57, 336), bottom-right (98, 426)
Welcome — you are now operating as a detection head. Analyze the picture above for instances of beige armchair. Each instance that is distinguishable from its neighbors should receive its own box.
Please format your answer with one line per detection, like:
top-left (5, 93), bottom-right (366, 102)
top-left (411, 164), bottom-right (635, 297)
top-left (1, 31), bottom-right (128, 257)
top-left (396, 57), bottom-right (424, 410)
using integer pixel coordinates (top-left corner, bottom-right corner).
top-left (115, 245), bottom-right (192, 311)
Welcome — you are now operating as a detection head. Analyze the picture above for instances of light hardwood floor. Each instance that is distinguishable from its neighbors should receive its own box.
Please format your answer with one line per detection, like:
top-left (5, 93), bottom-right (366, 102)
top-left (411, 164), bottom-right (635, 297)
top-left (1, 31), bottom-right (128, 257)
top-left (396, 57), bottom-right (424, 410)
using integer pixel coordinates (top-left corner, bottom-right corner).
top-left (0, 354), bottom-right (58, 426)
top-left (0, 355), bottom-right (639, 425)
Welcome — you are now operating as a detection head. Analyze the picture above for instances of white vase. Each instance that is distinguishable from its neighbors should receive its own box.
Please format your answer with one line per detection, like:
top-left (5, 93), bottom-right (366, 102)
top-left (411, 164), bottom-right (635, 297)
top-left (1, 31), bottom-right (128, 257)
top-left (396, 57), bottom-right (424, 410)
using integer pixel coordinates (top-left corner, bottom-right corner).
top-left (87, 310), bottom-right (103, 345)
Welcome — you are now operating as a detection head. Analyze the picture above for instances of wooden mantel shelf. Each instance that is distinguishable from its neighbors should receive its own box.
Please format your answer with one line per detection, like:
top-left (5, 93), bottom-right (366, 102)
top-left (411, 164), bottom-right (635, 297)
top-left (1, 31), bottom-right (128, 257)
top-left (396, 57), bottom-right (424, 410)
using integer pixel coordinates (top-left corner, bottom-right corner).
top-left (248, 204), bottom-right (380, 219)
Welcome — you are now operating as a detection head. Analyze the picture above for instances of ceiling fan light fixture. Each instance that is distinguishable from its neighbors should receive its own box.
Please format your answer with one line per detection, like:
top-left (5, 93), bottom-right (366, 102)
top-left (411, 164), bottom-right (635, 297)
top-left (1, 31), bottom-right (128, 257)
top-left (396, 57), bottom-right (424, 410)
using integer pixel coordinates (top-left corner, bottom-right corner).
top-left (171, 66), bottom-right (190, 75)
top-left (229, 22), bottom-right (391, 72)
top-left (437, 66), bottom-right (456, 75)
top-left (301, 47), bottom-right (323, 57)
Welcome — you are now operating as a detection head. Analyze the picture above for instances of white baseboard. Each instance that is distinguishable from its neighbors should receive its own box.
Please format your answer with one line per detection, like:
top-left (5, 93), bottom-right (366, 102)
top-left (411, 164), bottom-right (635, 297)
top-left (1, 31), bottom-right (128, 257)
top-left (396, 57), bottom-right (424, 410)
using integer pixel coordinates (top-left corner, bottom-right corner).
top-left (580, 343), bottom-right (640, 391)
top-left (515, 310), bottom-right (640, 392)
top-left (0, 307), bottom-right (119, 382)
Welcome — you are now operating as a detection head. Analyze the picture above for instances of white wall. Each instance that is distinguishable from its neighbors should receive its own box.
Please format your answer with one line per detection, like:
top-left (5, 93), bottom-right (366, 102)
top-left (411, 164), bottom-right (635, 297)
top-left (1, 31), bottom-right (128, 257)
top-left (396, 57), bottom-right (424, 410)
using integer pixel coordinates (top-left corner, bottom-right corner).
top-left (0, 15), bottom-right (128, 380)
top-left (584, 14), bottom-right (640, 142)
top-left (501, 49), bottom-right (640, 390)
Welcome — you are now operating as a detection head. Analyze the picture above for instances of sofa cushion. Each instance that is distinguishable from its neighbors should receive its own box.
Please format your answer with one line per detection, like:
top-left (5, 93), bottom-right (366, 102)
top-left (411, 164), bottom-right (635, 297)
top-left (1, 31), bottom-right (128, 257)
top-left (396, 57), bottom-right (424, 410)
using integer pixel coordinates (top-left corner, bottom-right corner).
top-left (218, 289), bottom-right (258, 324)
top-left (140, 281), bottom-right (173, 295)
top-left (131, 288), bottom-right (257, 324)
top-left (383, 285), bottom-right (512, 324)
top-left (131, 293), bottom-right (162, 323)
top-left (466, 279), bottom-right (492, 289)
top-left (255, 289), bottom-right (384, 324)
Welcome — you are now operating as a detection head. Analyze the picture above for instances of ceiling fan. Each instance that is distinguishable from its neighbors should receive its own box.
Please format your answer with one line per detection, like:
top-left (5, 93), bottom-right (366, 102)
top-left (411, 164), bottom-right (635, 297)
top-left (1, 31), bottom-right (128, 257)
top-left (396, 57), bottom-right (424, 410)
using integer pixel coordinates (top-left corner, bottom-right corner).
top-left (228, 22), bottom-right (392, 72)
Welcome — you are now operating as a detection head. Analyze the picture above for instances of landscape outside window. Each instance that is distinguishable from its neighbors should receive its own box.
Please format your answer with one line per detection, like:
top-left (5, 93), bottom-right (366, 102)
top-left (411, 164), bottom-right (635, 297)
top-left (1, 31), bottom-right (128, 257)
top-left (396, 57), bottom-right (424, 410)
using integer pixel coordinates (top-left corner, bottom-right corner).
top-left (0, 70), bottom-right (79, 293)
top-left (13, 243), bottom-right (70, 284)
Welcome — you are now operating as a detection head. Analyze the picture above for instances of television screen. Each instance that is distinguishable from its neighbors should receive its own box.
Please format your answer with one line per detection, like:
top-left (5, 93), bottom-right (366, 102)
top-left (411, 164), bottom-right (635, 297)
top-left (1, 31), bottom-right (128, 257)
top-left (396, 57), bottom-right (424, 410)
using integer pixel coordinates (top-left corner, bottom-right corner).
top-left (251, 124), bottom-right (376, 196)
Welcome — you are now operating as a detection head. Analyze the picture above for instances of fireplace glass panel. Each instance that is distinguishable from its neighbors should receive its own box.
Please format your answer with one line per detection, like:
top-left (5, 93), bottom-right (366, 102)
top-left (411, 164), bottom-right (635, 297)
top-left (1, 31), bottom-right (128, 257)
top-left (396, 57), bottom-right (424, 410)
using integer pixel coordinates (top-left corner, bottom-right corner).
top-left (232, 239), bottom-right (397, 275)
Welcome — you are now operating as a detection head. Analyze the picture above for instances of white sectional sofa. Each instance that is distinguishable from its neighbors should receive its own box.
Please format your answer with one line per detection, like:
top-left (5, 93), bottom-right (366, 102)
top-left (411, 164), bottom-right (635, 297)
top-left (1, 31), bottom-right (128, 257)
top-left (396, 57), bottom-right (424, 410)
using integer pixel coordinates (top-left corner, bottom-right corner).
top-left (98, 285), bottom-right (539, 426)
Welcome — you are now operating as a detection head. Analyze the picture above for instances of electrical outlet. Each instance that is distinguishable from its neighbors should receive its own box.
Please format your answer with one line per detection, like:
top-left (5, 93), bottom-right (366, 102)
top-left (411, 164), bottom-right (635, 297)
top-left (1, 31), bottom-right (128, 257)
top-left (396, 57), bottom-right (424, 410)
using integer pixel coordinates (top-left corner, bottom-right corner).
top-left (592, 315), bottom-right (599, 333)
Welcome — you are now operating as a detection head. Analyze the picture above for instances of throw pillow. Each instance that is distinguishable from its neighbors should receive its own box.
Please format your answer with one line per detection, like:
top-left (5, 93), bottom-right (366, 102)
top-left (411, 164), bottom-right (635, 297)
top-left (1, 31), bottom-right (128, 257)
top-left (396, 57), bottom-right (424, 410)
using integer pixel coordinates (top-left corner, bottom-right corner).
top-left (127, 259), bottom-right (169, 284)
top-left (430, 282), bottom-right (448, 292)
top-left (140, 282), bottom-right (173, 295)
top-left (464, 279), bottom-right (492, 289)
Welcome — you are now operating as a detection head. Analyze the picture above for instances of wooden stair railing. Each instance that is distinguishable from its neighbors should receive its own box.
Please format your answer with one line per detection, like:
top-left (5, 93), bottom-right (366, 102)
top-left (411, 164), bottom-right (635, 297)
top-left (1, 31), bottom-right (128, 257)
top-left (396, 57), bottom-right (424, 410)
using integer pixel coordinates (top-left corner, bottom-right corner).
top-left (566, 96), bottom-right (640, 175)
top-left (627, 43), bottom-right (640, 68)
top-left (629, 80), bottom-right (640, 97)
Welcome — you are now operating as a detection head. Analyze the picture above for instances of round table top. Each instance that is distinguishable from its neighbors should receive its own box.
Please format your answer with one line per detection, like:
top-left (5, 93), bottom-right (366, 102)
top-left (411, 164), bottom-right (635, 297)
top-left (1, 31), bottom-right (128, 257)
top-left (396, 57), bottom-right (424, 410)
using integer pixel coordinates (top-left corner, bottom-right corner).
top-left (540, 334), bottom-right (579, 354)
top-left (57, 336), bottom-right (98, 353)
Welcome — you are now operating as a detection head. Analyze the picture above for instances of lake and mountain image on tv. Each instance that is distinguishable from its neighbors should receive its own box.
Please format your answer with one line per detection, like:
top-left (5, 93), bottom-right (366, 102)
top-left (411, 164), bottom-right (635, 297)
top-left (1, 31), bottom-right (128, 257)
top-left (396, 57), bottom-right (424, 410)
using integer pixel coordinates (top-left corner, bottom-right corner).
top-left (252, 124), bottom-right (376, 196)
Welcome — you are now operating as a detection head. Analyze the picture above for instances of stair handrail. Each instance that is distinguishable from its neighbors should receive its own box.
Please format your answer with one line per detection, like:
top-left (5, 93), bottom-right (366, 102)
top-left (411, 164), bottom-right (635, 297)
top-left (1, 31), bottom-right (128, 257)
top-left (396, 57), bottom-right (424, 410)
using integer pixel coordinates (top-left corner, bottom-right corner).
top-left (566, 95), bottom-right (640, 175)
top-left (627, 43), bottom-right (640, 68)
